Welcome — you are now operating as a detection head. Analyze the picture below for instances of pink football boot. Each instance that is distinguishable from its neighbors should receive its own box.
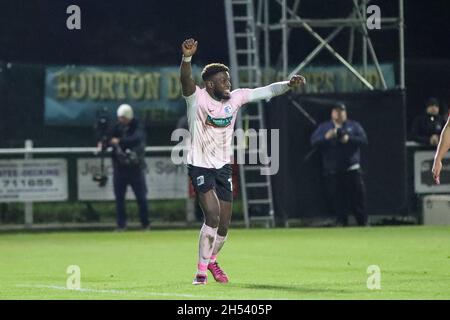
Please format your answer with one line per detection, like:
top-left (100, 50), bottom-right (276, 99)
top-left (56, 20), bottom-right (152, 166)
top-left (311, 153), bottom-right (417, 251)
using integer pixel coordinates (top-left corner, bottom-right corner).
top-left (208, 261), bottom-right (229, 283)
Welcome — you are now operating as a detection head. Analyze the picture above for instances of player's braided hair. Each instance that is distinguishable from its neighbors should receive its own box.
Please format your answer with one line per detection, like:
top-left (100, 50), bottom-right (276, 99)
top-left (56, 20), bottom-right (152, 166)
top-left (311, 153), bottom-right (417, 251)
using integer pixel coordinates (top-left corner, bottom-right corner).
top-left (201, 63), bottom-right (229, 81)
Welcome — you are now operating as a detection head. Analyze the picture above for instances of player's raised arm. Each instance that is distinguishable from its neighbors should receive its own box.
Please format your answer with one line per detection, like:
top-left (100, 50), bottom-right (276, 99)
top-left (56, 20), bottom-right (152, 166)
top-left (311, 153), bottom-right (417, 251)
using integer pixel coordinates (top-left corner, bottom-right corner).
top-left (432, 117), bottom-right (450, 184)
top-left (180, 38), bottom-right (198, 97)
top-left (246, 74), bottom-right (306, 103)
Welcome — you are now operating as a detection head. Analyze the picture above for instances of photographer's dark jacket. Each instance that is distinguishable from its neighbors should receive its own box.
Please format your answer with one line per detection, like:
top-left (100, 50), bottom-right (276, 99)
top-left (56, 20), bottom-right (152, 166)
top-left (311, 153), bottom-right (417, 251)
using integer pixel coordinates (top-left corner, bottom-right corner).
top-left (411, 113), bottom-right (445, 145)
top-left (311, 120), bottom-right (368, 175)
top-left (110, 118), bottom-right (146, 170)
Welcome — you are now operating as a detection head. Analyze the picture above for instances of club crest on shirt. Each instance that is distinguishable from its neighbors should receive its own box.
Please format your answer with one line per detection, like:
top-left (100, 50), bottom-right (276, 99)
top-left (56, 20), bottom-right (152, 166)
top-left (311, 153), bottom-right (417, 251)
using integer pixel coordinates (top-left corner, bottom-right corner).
top-left (224, 105), bottom-right (232, 115)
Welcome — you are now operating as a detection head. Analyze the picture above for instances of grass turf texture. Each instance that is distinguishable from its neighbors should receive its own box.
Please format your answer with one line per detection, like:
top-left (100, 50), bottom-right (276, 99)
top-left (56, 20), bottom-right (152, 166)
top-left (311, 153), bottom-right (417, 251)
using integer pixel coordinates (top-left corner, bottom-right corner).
top-left (0, 226), bottom-right (449, 299)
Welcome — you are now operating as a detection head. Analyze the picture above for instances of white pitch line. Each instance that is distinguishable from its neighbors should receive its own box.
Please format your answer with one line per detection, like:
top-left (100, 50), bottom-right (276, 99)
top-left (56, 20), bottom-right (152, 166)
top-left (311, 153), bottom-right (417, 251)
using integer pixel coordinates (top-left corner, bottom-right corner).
top-left (15, 284), bottom-right (219, 299)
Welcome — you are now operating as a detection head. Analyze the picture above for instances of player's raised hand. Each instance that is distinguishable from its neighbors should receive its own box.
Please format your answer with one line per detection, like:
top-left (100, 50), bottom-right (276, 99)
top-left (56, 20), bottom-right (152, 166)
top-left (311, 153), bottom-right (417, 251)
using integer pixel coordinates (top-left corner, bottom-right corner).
top-left (432, 159), bottom-right (442, 185)
top-left (182, 38), bottom-right (198, 57)
top-left (288, 74), bottom-right (306, 88)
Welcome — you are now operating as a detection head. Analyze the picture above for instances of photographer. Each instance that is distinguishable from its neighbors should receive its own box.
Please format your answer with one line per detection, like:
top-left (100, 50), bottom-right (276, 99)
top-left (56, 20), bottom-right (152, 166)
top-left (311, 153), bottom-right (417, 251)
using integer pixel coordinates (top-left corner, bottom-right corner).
top-left (99, 104), bottom-right (150, 231)
top-left (310, 103), bottom-right (368, 227)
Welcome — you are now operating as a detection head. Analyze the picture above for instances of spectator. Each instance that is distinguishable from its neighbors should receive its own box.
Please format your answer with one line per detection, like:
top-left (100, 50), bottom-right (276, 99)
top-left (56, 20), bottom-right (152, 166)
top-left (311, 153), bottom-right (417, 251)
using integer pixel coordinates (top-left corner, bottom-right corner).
top-left (311, 103), bottom-right (368, 226)
top-left (411, 97), bottom-right (446, 146)
top-left (101, 104), bottom-right (149, 231)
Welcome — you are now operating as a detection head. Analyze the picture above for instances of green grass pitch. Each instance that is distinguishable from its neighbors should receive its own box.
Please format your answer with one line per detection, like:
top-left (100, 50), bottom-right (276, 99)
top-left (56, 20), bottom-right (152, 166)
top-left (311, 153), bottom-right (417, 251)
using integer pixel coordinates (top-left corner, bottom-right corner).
top-left (0, 226), bottom-right (449, 299)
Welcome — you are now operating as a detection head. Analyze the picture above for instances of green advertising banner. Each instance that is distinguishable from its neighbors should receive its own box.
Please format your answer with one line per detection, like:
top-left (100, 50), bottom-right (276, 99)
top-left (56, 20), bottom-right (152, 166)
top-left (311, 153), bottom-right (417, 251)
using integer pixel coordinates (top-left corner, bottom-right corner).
top-left (44, 64), bottom-right (394, 126)
top-left (44, 65), bottom-right (201, 126)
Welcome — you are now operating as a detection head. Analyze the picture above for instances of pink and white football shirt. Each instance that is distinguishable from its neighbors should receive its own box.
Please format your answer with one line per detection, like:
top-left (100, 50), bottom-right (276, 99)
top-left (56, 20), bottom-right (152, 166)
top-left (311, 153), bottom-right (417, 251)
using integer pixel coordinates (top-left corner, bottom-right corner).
top-left (183, 86), bottom-right (251, 169)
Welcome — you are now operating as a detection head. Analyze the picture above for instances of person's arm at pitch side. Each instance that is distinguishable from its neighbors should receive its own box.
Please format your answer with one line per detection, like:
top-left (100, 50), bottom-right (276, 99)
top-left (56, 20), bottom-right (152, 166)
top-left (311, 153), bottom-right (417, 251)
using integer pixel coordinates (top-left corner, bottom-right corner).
top-left (311, 124), bottom-right (331, 147)
top-left (432, 117), bottom-right (450, 184)
top-left (348, 122), bottom-right (368, 145)
top-left (247, 75), bottom-right (306, 103)
top-left (179, 38), bottom-right (198, 97)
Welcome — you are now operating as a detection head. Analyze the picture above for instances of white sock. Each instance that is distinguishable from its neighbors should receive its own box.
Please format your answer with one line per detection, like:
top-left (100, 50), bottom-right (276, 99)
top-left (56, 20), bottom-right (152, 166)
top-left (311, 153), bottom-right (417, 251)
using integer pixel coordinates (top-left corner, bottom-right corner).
top-left (210, 234), bottom-right (227, 264)
top-left (197, 224), bottom-right (218, 275)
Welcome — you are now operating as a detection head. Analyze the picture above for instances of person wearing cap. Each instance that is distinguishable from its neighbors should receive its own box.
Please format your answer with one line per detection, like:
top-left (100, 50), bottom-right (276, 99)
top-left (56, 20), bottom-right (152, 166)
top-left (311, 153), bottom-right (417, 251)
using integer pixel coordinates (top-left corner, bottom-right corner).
top-left (103, 104), bottom-right (149, 231)
top-left (411, 97), bottom-right (446, 146)
top-left (310, 103), bottom-right (368, 226)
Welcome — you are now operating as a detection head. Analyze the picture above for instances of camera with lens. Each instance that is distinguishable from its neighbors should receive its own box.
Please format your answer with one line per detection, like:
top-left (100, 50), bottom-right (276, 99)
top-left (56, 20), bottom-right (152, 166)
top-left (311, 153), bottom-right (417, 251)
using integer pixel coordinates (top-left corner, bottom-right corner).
top-left (93, 171), bottom-right (108, 187)
top-left (95, 108), bottom-right (110, 150)
top-left (336, 127), bottom-right (347, 141)
top-left (93, 107), bottom-right (110, 187)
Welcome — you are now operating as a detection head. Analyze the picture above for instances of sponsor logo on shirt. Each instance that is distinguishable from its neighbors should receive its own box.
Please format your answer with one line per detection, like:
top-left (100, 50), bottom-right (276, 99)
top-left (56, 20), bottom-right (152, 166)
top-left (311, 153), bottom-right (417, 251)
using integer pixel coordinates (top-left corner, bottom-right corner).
top-left (205, 115), bottom-right (233, 127)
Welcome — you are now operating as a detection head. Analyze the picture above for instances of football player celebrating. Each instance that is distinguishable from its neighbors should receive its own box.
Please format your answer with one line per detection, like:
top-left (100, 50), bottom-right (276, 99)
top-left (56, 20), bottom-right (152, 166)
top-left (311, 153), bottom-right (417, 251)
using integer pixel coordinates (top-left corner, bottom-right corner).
top-left (180, 38), bottom-right (305, 285)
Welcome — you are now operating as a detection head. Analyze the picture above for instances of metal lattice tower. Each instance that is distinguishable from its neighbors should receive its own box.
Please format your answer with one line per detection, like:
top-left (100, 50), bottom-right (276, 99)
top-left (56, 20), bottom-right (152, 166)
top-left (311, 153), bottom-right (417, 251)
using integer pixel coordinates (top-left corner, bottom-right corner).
top-left (258, 0), bottom-right (404, 89)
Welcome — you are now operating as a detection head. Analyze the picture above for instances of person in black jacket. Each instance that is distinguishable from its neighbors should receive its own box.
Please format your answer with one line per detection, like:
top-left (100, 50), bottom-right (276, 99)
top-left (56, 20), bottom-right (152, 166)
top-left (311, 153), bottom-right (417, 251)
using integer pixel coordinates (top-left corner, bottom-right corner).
top-left (102, 104), bottom-right (149, 231)
top-left (411, 98), bottom-right (446, 146)
top-left (311, 103), bottom-right (368, 226)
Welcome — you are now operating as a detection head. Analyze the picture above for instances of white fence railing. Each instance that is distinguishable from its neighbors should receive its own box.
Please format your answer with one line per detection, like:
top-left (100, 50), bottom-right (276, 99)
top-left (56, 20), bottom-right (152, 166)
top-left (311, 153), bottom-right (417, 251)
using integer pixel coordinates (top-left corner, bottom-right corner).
top-left (0, 140), bottom-right (195, 229)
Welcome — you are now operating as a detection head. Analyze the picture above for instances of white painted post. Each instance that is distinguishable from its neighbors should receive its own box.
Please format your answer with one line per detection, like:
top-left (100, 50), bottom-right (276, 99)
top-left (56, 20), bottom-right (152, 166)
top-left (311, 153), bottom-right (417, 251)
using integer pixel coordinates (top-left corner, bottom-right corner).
top-left (24, 140), bottom-right (33, 228)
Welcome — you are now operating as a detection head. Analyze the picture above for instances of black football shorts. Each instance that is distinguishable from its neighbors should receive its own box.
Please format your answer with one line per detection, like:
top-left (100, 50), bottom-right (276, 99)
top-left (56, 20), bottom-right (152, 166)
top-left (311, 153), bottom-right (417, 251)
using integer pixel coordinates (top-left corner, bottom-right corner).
top-left (187, 164), bottom-right (233, 202)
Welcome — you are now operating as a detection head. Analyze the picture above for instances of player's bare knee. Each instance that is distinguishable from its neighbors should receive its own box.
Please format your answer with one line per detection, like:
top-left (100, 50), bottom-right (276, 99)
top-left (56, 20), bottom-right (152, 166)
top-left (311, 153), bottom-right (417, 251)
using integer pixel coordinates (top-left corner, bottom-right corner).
top-left (217, 225), bottom-right (228, 237)
top-left (205, 213), bottom-right (220, 228)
